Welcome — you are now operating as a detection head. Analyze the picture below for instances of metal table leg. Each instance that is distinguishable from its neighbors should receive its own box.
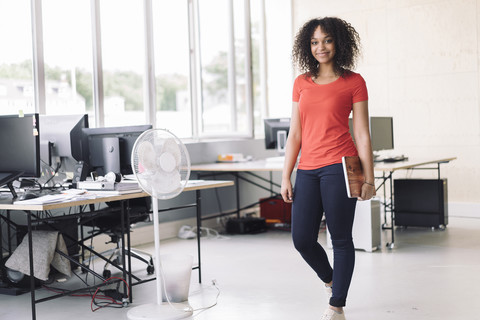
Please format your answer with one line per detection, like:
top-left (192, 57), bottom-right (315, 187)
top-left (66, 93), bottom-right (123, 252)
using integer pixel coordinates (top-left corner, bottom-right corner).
top-left (196, 190), bottom-right (202, 283)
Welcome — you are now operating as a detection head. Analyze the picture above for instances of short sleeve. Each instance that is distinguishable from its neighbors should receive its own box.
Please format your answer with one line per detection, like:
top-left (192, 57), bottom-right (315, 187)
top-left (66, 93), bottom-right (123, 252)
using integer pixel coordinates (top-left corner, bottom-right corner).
top-left (292, 76), bottom-right (301, 102)
top-left (351, 73), bottom-right (368, 103)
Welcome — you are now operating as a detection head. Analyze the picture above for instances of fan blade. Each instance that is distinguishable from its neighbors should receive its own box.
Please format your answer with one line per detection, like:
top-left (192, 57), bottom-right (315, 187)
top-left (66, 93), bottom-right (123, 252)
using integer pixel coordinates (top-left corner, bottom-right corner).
top-left (159, 151), bottom-right (177, 173)
top-left (137, 140), bottom-right (158, 172)
top-left (151, 170), bottom-right (182, 195)
top-left (161, 138), bottom-right (181, 166)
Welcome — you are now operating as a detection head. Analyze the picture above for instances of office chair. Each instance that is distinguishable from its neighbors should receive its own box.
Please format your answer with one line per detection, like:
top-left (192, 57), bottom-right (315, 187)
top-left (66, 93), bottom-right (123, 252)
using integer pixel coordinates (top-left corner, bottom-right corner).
top-left (80, 198), bottom-right (154, 278)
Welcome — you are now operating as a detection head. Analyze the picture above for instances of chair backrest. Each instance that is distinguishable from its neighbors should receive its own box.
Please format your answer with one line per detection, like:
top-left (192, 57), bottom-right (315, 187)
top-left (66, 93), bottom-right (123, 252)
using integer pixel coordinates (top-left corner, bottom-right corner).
top-left (82, 197), bottom-right (151, 237)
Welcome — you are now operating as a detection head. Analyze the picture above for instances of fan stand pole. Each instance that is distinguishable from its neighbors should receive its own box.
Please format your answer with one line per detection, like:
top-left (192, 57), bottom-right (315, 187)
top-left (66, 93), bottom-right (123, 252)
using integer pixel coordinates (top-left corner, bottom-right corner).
top-left (126, 197), bottom-right (192, 320)
top-left (152, 196), bottom-right (163, 305)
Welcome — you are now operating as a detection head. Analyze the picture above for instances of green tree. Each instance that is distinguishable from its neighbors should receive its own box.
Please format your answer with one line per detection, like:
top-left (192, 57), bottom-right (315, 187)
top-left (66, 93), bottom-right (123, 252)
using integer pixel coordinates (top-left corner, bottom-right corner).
top-left (203, 51), bottom-right (228, 104)
top-left (156, 73), bottom-right (188, 111)
top-left (103, 70), bottom-right (143, 111)
top-left (73, 68), bottom-right (93, 111)
top-left (0, 60), bottom-right (32, 79)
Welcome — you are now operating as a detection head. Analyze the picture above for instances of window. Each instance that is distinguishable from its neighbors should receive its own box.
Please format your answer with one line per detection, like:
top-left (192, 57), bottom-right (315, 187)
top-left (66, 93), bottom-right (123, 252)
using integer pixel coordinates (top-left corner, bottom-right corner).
top-left (152, 0), bottom-right (192, 138)
top-left (0, 0), bottom-right (34, 115)
top-left (10, 0), bottom-right (292, 139)
top-left (197, 0), bottom-right (253, 137)
top-left (250, 0), bottom-right (264, 137)
top-left (42, 0), bottom-right (93, 116)
top-left (197, 0), bottom-right (230, 135)
top-left (263, 0), bottom-right (292, 119)
top-left (100, 0), bottom-right (145, 127)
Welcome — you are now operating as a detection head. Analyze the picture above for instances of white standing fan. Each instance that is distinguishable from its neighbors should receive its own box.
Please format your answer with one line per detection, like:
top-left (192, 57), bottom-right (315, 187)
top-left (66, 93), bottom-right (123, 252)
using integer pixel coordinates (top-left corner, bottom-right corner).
top-left (127, 129), bottom-right (192, 320)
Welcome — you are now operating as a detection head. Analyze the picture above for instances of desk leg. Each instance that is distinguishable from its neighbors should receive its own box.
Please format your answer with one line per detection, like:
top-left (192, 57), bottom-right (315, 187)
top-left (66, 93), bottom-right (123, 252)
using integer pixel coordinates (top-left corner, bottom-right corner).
top-left (235, 173), bottom-right (240, 218)
top-left (27, 211), bottom-right (36, 320)
top-left (388, 173), bottom-right (395, 249)
top-left (379, 171), bottom-right (395, 249)
top-left (382, 172), bottom-right (388, 226)
top-left (196, 190), bottom-right (202, 283)
top-left (7, 211), bottom-right (13, 254)
top-left (125, 200), bottom-right (133, 304)
top-left (120, 200), bottom-right (129, 303)
top-left (79, 206), bottom-right (85, 266)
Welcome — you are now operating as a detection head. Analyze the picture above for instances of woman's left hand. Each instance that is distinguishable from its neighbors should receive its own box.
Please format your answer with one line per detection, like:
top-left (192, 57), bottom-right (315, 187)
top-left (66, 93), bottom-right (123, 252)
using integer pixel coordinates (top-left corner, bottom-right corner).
top-left (358, 183), bottom-right (376, 201)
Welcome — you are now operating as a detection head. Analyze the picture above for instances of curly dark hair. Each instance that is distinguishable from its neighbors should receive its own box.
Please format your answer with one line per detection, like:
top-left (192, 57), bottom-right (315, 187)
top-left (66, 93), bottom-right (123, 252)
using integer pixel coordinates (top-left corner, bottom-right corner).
top-left (292, 17), bottom-right (361, 78)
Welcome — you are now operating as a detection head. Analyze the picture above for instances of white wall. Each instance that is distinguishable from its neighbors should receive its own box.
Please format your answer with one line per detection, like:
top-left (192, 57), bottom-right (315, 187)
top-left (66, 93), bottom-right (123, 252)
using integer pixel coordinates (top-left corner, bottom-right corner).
top-left (292, 0), bottom-right (480, 205)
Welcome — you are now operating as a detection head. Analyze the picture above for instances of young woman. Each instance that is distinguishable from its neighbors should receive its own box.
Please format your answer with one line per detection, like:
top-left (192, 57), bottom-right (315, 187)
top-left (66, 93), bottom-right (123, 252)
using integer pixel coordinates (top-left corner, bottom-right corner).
top-left (280, 17), bottom-right (375, 320)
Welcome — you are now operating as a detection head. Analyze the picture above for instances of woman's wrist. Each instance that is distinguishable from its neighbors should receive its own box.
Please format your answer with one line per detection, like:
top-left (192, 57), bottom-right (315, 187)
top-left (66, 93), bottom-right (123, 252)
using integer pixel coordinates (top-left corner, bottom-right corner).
top-left (364, 181), bottom-right (375, 187)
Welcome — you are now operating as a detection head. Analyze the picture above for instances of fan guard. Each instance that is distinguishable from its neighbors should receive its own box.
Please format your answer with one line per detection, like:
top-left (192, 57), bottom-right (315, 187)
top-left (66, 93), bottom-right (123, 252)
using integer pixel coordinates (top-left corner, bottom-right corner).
top-left (131, 129), bottom-right (190, 200)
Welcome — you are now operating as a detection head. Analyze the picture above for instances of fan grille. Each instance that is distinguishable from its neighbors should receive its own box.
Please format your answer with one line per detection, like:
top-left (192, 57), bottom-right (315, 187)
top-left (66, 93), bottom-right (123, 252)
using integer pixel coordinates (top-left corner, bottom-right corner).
top-left (131, 129), bottom-right (191, 199)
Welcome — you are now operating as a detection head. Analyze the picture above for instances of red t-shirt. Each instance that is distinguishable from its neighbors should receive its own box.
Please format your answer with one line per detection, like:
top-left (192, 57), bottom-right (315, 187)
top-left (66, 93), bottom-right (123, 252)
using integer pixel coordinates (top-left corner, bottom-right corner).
top-left (292, 71), bottom-right (368, 170)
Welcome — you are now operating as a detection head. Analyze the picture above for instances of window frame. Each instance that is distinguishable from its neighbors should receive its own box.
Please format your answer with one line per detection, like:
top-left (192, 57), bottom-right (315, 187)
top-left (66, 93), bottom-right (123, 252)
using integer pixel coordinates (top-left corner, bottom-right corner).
top-left (26, 0), bottom-right (284, 139)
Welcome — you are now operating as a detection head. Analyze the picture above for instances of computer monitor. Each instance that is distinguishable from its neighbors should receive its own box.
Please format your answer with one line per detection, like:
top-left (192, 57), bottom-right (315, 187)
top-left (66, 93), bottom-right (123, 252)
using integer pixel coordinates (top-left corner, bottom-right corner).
top-left (0, 114), bottom-right (41, 197)
top-left (39, 114), bottom-right (89, 170)
top-left (348, 116), bottom-right (394, 152)
top-left (264, 118), bottom-right (290, 153)
top-left (370, 117), bottom-right (394, 152)
top-left (79, 125), bottom-right (152, 177)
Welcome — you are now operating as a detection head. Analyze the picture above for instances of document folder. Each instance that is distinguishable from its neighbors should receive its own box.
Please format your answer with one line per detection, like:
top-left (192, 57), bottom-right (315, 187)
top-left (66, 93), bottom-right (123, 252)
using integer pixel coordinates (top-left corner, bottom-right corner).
top-left (341, 156), bottom-right (364, 198)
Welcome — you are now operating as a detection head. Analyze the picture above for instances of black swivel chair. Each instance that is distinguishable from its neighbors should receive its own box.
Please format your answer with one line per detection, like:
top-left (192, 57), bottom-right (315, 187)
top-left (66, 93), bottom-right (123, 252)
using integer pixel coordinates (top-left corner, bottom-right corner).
top-left (80, 197), bottom-right (154, 278)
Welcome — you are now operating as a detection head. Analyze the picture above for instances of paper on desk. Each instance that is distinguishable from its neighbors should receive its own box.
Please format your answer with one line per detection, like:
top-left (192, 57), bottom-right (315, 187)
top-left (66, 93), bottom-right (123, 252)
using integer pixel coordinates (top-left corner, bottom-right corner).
top-left (186, 180), bottom-right (205, 185)
top-left (13, 190), bottom-right (96, 205)
top-left (85, 188), bottom-right (143, 196)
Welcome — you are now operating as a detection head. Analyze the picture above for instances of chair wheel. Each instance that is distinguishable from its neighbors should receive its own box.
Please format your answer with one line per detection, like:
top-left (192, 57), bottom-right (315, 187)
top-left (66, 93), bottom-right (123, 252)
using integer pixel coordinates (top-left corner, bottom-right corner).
top-left (103, 269), bottom-right (112, 279)
top-left (147, 265), bottom-right (155, 275)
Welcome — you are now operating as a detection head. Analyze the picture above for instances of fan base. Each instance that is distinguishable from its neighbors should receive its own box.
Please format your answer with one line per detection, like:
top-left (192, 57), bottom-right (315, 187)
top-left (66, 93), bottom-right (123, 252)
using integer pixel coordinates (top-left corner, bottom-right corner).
top-left (127, 302), bottom-right (193, 320)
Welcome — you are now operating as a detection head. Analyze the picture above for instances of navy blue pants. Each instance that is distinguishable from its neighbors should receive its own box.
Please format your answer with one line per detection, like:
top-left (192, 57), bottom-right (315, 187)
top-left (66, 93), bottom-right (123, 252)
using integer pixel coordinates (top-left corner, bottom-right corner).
top-left (291, 163), bottom-right (357, 307)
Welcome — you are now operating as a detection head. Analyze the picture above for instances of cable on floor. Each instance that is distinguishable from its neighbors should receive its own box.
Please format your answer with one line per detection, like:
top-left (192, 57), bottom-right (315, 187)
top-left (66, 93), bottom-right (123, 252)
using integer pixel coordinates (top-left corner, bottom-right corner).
top-left (91, 276), bottom-right (130, 312)
top-left (191, 226), bottom-right (230, 240)
top-left (191, 279), bottom-right (221, 316)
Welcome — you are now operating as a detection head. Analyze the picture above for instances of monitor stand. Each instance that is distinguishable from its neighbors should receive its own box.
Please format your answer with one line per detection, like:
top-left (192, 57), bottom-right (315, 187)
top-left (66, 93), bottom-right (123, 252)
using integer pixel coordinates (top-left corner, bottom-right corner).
top-left (0, 171), bottom-right (24, 199)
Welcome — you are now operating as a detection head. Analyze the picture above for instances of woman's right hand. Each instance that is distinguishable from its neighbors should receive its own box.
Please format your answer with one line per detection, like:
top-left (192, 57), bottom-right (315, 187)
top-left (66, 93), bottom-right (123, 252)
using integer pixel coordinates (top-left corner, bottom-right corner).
top-left (281, 178), bottom-right (293, 203)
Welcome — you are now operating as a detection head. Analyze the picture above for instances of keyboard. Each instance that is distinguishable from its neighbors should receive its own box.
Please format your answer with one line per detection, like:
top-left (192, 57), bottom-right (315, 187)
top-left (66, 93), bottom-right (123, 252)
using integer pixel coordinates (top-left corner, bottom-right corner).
top-left (379, 156), bottom-right (408, 163)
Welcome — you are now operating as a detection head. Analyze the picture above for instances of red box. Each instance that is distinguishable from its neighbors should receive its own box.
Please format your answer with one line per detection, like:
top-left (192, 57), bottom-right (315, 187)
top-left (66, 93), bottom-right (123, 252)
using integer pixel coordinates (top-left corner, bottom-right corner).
top-left (260, 197), bottom-right (292, 223)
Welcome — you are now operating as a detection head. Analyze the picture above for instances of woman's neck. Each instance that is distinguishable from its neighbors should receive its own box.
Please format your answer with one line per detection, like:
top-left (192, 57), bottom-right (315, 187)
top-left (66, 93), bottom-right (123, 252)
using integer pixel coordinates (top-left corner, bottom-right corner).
top-left (317, 63), bottom-right (336, 77)
top-left (312, 66), bottom-right (339, 84)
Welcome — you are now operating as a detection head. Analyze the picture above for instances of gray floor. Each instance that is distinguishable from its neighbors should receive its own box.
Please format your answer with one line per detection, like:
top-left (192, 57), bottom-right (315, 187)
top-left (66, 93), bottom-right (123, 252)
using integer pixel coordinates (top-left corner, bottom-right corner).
top-left (1, 215), bottom-right (480, 320)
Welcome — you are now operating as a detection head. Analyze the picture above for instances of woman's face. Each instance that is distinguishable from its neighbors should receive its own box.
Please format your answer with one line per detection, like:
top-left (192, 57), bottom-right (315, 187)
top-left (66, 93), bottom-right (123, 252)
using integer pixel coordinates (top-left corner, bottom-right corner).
top-left (310, 26), bottom-right (335, 65)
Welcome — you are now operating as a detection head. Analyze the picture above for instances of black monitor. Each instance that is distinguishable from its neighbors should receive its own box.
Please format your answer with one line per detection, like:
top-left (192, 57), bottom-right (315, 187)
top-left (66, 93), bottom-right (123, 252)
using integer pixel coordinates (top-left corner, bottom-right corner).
top-left (264, 118), bottom-right (290, 152)
top-left (348, 116), bottom-right (394, 152)
top-left (39, 114), bottom-right (89, 170)
top-left (0, 114), bottom-right (41, 197)
top-left (79, 125), bottom-right (152, 177)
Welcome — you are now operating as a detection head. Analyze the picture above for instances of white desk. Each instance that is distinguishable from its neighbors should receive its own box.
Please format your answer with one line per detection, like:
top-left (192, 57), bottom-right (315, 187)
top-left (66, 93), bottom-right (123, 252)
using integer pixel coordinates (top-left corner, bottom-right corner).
top-left (191, 159), bottom-right (284, 173)
top-left (374, 157), bottom-right (456, 174)
top-left (192, 156), bottom-right (457, 248)
top-left (191, 160), bottom-right (286, 221)
top-left (0, 180), bottom-right (234, 320)
top-left (192, 156), bottom-right (456, 174)
top-left (373, 157), bottom-right (456, 248)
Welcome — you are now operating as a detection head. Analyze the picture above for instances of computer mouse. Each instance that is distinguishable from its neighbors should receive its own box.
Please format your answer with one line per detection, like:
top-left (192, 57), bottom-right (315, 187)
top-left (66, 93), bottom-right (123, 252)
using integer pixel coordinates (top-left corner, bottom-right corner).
top-left (17, 192), bottom-right (38, 201)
